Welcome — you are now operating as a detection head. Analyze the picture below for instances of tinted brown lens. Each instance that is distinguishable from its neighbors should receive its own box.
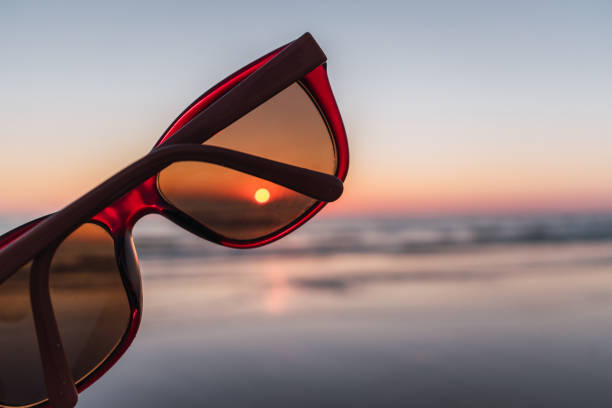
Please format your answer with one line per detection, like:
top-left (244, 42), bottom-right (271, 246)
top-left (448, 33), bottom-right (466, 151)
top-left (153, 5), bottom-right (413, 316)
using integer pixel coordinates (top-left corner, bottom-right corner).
top-left (50, 223), bottom-right (131, 387)
top-left (0, 223), bottom-right (129, 407)
top-left (159, 162), bottom-right (318, 240)
top-left (0, 262), bottom-right (47, 407)
top-left (204, 82), bottom-right (337, 173)
top-left (158, 82), bottom-right (337, 241)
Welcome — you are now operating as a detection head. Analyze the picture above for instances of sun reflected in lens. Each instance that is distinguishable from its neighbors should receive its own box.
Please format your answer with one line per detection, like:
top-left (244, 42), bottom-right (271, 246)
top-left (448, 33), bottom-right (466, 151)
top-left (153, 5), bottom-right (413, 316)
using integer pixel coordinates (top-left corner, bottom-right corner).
top-left (254, 188), bottom-right (271, 204)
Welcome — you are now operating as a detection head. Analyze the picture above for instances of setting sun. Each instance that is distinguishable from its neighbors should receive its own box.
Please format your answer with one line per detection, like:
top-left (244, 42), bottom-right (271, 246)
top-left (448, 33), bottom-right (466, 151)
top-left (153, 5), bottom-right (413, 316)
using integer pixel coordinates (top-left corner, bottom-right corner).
top-left (254, 188), bottom-right (271, 204)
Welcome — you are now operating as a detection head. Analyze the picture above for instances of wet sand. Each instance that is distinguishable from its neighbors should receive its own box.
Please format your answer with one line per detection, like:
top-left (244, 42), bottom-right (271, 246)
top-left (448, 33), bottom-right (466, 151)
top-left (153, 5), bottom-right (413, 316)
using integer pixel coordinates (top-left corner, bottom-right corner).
top-left (74, 216), bottom-right (612, 407)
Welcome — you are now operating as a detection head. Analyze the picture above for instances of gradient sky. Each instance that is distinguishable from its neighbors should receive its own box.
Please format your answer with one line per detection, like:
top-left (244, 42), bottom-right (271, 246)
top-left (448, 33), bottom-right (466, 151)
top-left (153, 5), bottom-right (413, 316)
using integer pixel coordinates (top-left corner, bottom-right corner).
top-left (1, 1), bottom-right (611, 216)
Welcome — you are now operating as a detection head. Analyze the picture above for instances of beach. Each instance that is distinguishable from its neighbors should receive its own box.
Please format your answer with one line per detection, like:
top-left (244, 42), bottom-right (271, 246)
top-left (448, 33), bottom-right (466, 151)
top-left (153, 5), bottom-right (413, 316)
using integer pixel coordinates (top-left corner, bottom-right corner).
top-left (40, 213), bottom-right (612, 407)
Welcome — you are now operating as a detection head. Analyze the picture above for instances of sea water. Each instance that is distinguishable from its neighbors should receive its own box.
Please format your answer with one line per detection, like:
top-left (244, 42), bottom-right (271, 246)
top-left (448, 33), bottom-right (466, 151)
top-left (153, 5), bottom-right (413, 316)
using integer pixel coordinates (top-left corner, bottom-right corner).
top-left (3, 214), bottom-right (612, 407)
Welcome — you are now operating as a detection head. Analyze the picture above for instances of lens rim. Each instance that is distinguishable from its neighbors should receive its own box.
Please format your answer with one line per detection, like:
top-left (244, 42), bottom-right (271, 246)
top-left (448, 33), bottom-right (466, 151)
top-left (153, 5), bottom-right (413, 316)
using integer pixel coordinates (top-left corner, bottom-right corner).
top-left (70, 224), bottom-right (142, 399)
top-left (154, 66), bottom-right (349, 248)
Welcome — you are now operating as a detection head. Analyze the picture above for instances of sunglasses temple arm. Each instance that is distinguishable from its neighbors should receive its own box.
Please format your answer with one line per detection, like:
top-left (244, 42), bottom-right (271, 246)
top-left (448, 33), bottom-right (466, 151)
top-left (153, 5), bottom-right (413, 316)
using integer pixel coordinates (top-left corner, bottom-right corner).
top-left (162, 32), bottom-right (326, 146)
top-left (0, 145), bottom-right (342, 285)
top-left (30, 246), bottom-right (78, 408)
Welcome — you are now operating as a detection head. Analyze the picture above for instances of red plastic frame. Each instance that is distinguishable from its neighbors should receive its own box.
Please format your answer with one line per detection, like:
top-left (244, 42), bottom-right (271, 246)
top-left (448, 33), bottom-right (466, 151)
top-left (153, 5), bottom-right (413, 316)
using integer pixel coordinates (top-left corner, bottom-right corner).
top-left (81, 63), bottom-right (348, 404)
top-left (0, 33), bottom-right (348, 408)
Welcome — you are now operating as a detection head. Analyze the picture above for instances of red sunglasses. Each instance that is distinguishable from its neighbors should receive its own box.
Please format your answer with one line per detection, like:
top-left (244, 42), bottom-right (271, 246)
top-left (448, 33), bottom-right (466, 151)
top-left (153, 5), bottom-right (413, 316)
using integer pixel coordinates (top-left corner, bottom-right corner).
top-left (0, 33), bottom-right (348, 408)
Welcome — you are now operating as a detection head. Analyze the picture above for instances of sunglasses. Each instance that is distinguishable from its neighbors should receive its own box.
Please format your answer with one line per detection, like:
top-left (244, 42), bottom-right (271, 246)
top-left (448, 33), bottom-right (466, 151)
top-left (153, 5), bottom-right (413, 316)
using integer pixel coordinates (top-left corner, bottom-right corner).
top-left (0, 33), bottom-right (349, 408)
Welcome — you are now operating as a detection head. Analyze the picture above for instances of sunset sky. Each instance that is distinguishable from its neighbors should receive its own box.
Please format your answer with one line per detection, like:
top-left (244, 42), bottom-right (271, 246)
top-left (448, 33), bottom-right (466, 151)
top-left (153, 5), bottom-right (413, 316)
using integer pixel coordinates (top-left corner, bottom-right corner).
top-left (1, 1), bottom-right (611, 216)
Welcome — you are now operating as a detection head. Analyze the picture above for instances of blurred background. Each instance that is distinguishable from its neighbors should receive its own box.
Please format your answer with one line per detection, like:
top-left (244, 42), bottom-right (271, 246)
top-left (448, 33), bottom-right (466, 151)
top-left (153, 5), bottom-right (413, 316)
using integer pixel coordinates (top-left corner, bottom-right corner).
top-left (2, 1), bottom-right (612, 406)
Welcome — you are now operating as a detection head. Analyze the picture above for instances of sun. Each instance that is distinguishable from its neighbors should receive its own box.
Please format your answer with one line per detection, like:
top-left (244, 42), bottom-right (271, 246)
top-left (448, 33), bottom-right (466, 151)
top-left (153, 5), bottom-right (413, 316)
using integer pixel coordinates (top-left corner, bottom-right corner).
top-left (254, 188), bottom-right (271, 204)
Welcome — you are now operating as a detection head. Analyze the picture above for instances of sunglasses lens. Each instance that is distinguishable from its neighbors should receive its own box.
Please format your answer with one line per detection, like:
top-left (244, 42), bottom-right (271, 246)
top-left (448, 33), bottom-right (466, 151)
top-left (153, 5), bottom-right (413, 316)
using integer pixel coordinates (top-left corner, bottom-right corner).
top-left (203, 82), bottom-right (337, 173)
top-left (0, 223), bottom-right (131, 407)
top-left (158, 82), bottom-right (338, 241)
top-left (49, 223), bottom-right (131, 387)
top-left (0, 262), bottom-right (47, 407)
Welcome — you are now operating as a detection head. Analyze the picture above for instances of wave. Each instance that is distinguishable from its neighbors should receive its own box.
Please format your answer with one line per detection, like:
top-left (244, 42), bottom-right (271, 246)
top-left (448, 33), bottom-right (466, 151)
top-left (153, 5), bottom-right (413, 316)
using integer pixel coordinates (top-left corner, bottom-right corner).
top-left (2, 213), bottom-right (611, 260)
top-left (129, 213), bottom-right (612, 260)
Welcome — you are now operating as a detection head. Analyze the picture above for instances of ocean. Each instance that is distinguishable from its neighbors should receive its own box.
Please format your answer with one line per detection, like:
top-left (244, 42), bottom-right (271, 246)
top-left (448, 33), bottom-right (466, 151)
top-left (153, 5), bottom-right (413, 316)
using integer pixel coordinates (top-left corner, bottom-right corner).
top-left (3, 213), bottom-right (612, 407)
